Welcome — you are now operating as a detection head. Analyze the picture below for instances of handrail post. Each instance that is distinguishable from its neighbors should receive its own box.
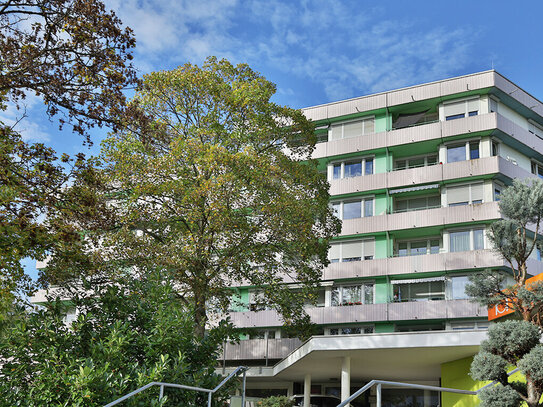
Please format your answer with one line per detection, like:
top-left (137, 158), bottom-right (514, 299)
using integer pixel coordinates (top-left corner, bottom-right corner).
top-left (376, 383), bottom-right (381, 407)
top-left (241, 370), bottom-right (247, 407)
top-left (207, 391), bottom-right (213, 407)
top-left (159, 384), bottom-right (164, 400)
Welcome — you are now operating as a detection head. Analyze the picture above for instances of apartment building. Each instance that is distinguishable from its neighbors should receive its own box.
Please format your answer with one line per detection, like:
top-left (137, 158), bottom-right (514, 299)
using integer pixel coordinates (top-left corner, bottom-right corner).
top-left (224, 71), bottom-right (543, 407)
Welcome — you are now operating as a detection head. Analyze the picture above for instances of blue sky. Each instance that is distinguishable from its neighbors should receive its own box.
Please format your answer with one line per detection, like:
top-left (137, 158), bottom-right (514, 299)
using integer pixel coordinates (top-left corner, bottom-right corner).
top-left (13, 0), bottom-right (543, 280)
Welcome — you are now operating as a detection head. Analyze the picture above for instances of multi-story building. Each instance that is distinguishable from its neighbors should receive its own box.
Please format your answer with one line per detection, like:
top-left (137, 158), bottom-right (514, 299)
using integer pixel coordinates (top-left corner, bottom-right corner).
top-left (224, 71), bottom-right (543, 407)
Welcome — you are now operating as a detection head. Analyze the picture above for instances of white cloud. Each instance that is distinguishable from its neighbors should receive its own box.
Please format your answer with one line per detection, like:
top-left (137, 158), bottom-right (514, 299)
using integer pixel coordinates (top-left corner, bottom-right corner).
top-left (104, 0), bottom-right (480, 103)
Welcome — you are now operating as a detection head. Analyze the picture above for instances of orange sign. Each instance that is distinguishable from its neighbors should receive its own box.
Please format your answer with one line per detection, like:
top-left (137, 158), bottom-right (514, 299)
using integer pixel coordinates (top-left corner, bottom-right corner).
top-left (488, 273), bottom-right (543, 321)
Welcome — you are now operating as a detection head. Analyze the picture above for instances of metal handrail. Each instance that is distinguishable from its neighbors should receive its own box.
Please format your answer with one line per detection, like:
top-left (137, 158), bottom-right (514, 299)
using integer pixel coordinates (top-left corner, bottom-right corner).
top-left (337, 368), bottom-right (520, 407)
top-left (103, 365), bottom-right (248, 407)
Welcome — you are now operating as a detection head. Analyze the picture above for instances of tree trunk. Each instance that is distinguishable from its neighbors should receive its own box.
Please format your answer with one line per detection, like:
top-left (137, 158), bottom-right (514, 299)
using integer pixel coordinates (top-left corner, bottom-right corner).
top-left (525, 379), bottom-right (541, 407)
top-left (193, 287), bottom-right (207, 339)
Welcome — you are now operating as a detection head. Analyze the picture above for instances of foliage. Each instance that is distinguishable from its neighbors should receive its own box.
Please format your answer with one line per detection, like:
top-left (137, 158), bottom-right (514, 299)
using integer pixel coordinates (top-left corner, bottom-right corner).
top-left (467, 179), bottom-right (543, 324)
top-left (0, 0), bottom-right (138, 138)
top-left (470, 321), bottom-right (543, 407)
top-left (0, 272), bottom-right (233, 406)
top-left (46, 57), bottom-right (341, 338)
top-left (0, 0), bottom-right (137, 311)
top-left (256, 395), bottom-right (295, 407)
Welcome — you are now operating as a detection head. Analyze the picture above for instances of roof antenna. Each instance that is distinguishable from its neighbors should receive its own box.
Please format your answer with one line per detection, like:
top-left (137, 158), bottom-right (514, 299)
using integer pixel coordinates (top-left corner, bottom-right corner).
top-left (491, 60), bottom-right (494, 70)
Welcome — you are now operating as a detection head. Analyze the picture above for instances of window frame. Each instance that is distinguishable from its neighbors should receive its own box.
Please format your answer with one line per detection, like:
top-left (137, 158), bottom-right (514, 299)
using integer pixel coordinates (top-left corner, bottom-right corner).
top-left (445, 140), bottom-right (481, 163)
top-left (448, 227), bottom-right (485, 253)
top-left (329, 239), bottom-right (375, 263)
top-left (332, 196), bottom-right (375, 220)
top-left (445, 182), bottom-right (484, 206)
top-left (442, 97), bottom-right (480, 121)
top-left (330, 156), bottom-right (375, 180)
top-left (331, 282), bottom-right (375, 306)
top-left (394, 237), bottom-right (441, 257)
top-left (393, 153), bottom-right (438, 171)
top-left (328, 116), bottom-right (376, 140)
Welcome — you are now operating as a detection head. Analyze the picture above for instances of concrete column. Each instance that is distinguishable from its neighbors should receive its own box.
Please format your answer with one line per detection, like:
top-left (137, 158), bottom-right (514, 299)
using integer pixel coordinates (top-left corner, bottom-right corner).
top-left (341, 356), bottom-right (351, 405)
top-left (304, 373), bottom-right (311, 407)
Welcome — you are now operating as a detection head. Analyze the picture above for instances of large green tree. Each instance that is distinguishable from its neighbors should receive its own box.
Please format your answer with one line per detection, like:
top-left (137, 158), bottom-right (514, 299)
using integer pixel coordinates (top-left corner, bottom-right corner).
top-left (47, 57), bottom-right (340, 338)
top-left (0, 0), bottom-right (137, 305)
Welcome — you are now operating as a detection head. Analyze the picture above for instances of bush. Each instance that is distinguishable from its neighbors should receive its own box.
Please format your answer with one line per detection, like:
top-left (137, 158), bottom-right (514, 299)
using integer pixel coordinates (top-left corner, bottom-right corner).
top-left (257, 395), bottom-right (295, 407)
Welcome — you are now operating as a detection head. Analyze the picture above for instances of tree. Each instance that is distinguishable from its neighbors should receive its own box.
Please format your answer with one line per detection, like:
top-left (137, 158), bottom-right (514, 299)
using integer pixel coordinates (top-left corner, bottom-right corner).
top-left (46, 57), bottom-right (341, 338)
top-left (467, 178), bottom-right (543, 324)
top-left (0, 0), bottom-right (137, 306)
top-left (470, 320), bottom-right (543, 407)
top-left (0, 272), bottom-right (233, 406)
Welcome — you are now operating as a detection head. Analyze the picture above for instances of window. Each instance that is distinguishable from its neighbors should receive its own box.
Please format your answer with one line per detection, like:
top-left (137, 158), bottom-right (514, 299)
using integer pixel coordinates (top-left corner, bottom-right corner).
top-left (449, 228), bottom-right (485, 252)
top-left (329, 117), bottom-right (375, 140)
top-left (529, 121), bottom-right (543, 140)
top-left (332, 197), bottom-right (374, 220)
top-left (331, 283), bottom-right (374, 306)
top-left (443, 98), bottom-right (479, 121)
top-left (331, 157), bottom-right (374, 180)
top-left (394, 195), bottom-right (441, 213)
top-left (446, 141), bottom-right (480, 163)
top-left (395, 238), bottom-right (440, 257)
top-left (492, 141), bottom-right (499, 157)
top-left (249, 330), bottom-right (277, 340)
top-left (249, 291), bottom-right (270, 311)
top-left (450, 275), bottom-right (470, 300)
top-left (329, 325), bottom-right (374, 335)
top-left (329, 239), bottom-right (375, 263)
top-left (394, 154), bottom-right (438, 170)
top-left (446, 183), bottom-right (483, 206)
top-left (393, 279), bottom-right (445, 302)
top-left (489, 98), bottom-right (499, 113)
top-left (532, 162), bottom-right (543, 179)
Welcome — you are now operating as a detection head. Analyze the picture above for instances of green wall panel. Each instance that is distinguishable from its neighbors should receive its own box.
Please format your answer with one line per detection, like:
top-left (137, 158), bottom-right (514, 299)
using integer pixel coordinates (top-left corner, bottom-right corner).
top-left (375, 235), bottom-right (388, 259)
top-left (231, 288), bottom-right (249, 312)
top-left (374, 283), bottom-right (389, 304)
top-left (375, 194), bottom-right (388, 217)
top-left (375, 153), bottom-right (387, 174)
top-left (374, 114), bottom-right (388, 133)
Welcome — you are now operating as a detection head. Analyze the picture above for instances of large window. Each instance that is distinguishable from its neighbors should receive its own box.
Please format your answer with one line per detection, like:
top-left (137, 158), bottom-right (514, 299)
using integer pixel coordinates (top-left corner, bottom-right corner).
top-left (393, 279), bottom-right (445, 302)
top-left (449, 228), bottom-right (484, 252)
top-left (446, 141), bottom-right (480, 163)
top-left (394, 154), bottom-right (438, 170)
top-left (449, 275), bottom-right (470, 300)
top-left (395, 238), bottom-right (441, 257)
top-left (329, 239), bottom-right (375, 263)
top-left (329, 117), bottom-right (375, 140)
top-left (332, 197), bottom-right (374, 219)
top-left (331, 283), bottom-right (374, 306)
top-left (443, 98), bottom-right (479, 121)
top-left (394, 195), bottom-right (441, 213)
top-left (446, 182), bottom-right (483, 206)
top-left (331, 157), bottom-right (374, 180)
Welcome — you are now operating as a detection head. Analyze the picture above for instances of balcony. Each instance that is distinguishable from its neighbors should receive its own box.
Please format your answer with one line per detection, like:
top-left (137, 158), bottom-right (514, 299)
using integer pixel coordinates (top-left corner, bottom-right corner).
top-left (228, 299), bottom-right (487, 329)
top-left (338, 202), bottom-right (501, 236)
top-left (322, 249), bottom-right (508, 281)
top-left (329, 155), bottom-right (535, 196)
top-left (222, 338), bottom-right (302, 361)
